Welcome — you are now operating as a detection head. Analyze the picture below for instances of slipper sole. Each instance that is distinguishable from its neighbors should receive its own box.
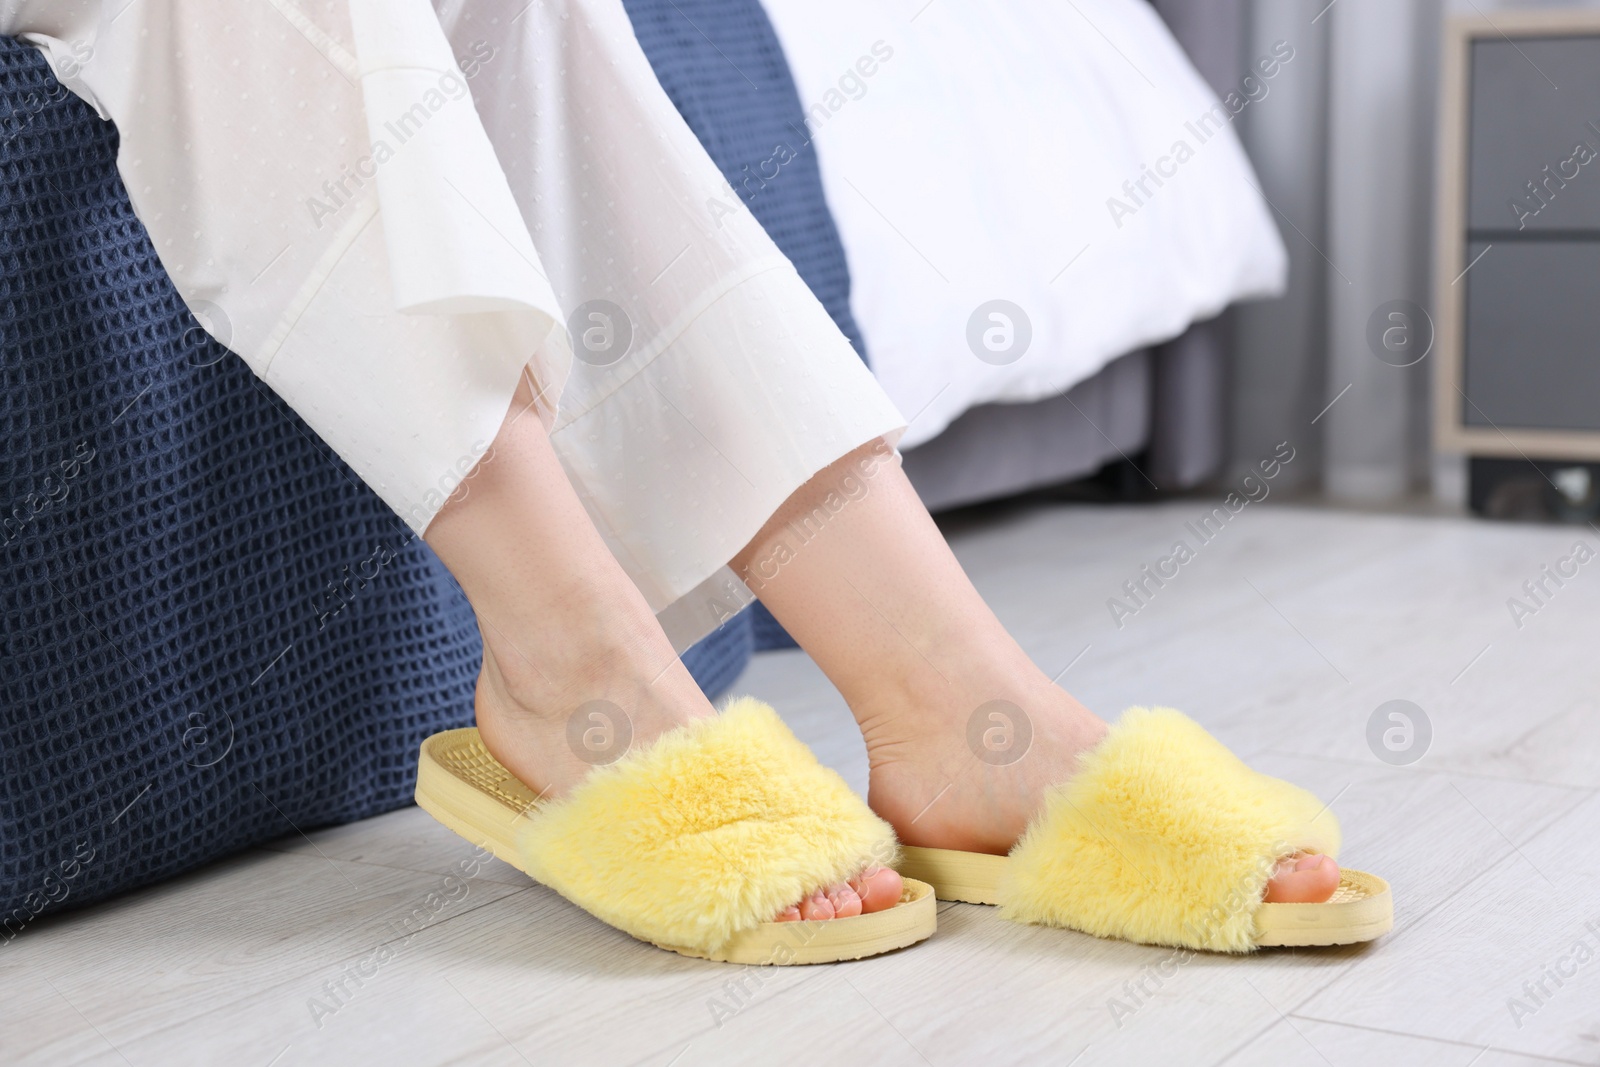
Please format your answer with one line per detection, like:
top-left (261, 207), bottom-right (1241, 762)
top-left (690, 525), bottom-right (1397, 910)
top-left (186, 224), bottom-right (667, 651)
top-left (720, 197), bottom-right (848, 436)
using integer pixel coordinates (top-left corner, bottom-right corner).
top-left (416, 728), bottom-right (937, 964)
top-left (896, 845), bottom-right (1393, 949)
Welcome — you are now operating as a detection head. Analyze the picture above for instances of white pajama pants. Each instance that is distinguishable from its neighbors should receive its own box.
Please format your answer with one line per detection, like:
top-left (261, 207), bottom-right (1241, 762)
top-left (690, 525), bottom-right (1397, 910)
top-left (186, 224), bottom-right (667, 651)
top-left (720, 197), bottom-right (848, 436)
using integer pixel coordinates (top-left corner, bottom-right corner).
top-left (4, 0), bottom-right (905, 649)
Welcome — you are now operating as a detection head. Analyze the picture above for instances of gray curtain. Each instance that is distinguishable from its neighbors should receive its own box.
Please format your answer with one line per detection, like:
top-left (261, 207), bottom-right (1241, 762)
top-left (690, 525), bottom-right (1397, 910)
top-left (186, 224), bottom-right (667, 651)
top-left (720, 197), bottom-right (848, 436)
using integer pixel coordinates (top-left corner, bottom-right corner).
top-left (1229, 0), bottom-right (1447, 500)
top-left (1157, 0), bottom-right (1469, 500)
top-left (1149, 0), bottom-right (1249, 488)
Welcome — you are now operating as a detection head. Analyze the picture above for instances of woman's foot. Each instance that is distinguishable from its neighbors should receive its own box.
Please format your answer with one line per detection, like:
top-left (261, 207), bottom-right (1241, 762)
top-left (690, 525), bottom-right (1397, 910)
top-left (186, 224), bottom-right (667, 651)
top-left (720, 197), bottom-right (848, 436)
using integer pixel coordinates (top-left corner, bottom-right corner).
top-left (426, 380), bottom-right (899, 928)
top-left (851, 639), bottom-right (1342, 906)
top-left (723, 443), bottom-right (1340, 913)
top-left (471, 629), bottom-right (903, 923)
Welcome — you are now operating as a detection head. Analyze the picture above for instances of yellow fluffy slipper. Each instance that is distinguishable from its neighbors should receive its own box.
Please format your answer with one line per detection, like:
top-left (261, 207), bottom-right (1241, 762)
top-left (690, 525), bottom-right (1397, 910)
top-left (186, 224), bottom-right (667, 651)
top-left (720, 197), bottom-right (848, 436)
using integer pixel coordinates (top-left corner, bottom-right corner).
top-left (415, 697), bottom-right (935, 963)
top-left (896, 707), bottom-right (1392, 952)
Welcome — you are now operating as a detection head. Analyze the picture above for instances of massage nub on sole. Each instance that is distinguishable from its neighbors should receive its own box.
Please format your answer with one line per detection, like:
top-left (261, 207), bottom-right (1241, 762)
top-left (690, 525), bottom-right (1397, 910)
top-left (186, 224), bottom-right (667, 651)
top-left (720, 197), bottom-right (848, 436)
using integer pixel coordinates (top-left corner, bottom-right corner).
top-left (895, 707), bottom-right (1393, 952)
top-left (415, 699), bottom-right (936, 964)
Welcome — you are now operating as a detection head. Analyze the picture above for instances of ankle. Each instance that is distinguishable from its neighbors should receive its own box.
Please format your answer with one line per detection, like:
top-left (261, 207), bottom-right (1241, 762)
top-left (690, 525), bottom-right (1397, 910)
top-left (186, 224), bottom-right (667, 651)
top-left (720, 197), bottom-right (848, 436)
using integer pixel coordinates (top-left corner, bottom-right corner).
top-left (473, 623), bottom-right (716, 798)
top-left (482, 632), bottom-right (636, 720)
top-left (844, 631), bottom-right (1085, 739)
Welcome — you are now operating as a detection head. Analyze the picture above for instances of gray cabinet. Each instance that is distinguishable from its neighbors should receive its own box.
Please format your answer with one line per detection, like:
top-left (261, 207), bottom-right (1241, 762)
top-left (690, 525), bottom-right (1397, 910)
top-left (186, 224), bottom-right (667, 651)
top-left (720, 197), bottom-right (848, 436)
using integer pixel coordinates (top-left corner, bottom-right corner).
top-left (1437, 14), bottom-right (1600, 472)
top-left (1437, 14), bottom-right (1600, 517)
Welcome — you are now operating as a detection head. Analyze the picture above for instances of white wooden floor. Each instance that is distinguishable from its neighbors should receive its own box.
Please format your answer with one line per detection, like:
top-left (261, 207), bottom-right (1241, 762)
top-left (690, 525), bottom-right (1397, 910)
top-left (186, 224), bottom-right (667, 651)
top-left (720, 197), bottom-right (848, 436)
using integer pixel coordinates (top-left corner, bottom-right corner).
top-left (9, 499), bottom-right (1600, 1067)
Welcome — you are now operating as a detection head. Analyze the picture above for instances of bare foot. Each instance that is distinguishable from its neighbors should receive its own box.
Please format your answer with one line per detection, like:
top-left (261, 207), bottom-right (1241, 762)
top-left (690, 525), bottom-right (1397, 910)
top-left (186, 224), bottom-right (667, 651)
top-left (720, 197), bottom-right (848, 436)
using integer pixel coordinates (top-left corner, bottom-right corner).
top-left (425, 376), bottom-right (896, 927)
top-left (472, 633), bottom-right (898, 923)
top-left (852, 641), bottom-right (1340, 905)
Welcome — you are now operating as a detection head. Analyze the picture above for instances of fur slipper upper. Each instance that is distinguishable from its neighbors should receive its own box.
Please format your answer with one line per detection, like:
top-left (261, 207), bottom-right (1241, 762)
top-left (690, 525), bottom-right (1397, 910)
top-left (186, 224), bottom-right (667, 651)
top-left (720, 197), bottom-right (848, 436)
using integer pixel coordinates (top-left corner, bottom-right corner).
top-left (517, 697), bottom-right (898, 954)
top-left (998, 707), bottom-right (1341, 952)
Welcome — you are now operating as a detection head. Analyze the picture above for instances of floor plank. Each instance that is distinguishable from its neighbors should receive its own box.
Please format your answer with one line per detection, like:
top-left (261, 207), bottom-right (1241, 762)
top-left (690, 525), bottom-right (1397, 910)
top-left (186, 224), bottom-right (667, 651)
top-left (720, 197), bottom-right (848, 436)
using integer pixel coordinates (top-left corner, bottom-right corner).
top-left (3, 848), bottom-right (525, 1064)
top-left (8, 500), bottom-right (1600, 1066)
top-left (256, 805), bottom-right (536, 888)
top-left (1224, 1016), bottom-right (1577, 1066)
top-left (1292, 791), bottom-right (1600, 1063)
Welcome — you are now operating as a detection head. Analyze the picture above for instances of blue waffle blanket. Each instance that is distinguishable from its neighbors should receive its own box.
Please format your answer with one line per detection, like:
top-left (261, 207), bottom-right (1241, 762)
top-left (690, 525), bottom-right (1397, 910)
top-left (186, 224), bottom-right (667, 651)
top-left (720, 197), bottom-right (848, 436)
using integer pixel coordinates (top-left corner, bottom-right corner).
top-left (0, 32), bottom-right (751, 929)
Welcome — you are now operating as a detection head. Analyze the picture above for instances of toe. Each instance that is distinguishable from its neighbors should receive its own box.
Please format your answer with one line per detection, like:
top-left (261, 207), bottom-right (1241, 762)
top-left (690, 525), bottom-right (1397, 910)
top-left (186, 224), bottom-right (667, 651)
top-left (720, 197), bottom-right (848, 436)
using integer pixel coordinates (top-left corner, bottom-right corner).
top-left (850, 866), bottom-right (904, 914)
top-left (771, 866), bottom-right (902, 923)
top-left (1263, 853), bottom-right (1341, 904)
top-left (826, 881), bottom-right (863, 918)
top-left (798, 889), bottom-right (836, 921)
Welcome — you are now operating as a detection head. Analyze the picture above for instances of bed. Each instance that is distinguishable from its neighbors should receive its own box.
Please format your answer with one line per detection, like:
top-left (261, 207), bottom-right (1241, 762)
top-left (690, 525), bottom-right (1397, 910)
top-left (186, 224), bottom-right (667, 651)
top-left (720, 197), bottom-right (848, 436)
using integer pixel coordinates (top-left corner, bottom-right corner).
top-left (762, 0), bottom-right (1282, 505)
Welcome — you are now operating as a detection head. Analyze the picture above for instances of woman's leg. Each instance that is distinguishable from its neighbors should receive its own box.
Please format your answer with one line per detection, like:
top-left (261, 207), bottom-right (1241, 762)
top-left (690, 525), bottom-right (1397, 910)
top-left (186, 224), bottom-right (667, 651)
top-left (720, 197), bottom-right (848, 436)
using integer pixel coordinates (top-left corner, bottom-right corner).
top-left (423, 374), bottom-right (901, 920)
top-left (729, 440), bottom-right (1340, 905)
